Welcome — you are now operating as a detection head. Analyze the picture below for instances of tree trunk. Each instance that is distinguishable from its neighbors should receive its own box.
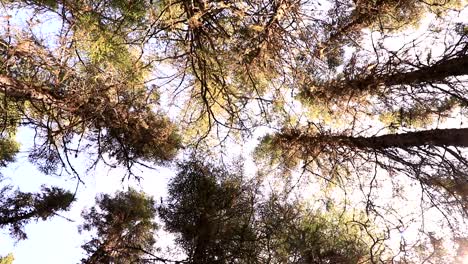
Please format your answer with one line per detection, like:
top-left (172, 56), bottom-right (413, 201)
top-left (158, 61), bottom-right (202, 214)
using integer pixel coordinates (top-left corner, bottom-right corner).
top-left (192, 214), bottom-right (210, 264)
top-left (312, 54), bottom-right (468, 99)
top-left (346, 128), bottom-right (468, 149)
top-left (382, 55), bottom-right (468, 87)
top-left (278, 128), bottom-right (468, 151)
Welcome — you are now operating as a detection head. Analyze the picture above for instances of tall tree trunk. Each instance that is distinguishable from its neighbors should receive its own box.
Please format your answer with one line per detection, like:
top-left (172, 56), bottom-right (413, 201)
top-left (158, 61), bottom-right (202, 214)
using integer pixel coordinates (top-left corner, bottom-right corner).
top-left (346, 128), bottom-right (468, 149)
top-left (383, 55), bottom-right (468, 86)
top-left (192, 214), bottom-right (210, 264)
top-left (277, 127), bottom-right (468, 151)
top-left (309, 53), bottom-right (468, 99)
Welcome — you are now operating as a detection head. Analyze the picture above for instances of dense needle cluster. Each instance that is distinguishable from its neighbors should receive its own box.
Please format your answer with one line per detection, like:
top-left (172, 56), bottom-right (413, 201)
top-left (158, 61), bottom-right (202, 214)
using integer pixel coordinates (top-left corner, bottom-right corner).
top-left (0, 0), bottom-right (467, 263)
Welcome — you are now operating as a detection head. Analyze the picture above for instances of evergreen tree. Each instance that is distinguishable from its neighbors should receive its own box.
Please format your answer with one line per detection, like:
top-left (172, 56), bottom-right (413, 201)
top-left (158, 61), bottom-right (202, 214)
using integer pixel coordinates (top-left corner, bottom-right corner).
top-left (0, 184), bottom-right (74, 240)
top-left (79, 189), bottom-right (158, 264)
top-left (160, 160), bottom-right (259, 264)
top-left (0, 0), bottom-right (467, 262)
top-left (256, 195), bottom-right (375, 263)
top-left (161, 159), bottom-right (379, 263)
top-left (258, 127), bottom-right (468, 218)
top-left (0, 0), bottom-right (182, 174)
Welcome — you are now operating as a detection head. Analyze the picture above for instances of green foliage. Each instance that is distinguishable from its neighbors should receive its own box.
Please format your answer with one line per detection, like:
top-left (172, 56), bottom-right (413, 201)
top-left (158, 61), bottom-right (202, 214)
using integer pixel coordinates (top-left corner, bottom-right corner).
top-left (379, 97), bottom-right (458, 131)
top-left (258, 197), bottom-right (376, 263)
top-left (0, 0), bottom-right (467, 262)
top-left (0, 30), bottom-right (180, 173)
top-left (0, 185), bottom-right (74, 240)
top-left (348, 0), bottom-right (461, 32)
top-left (160, 160), bottom-right (258, 263)
top-left (255, 133), bottom-right (302, 171)
top-left (80, 189), bottom-right (158, 264)
top-left (0, 95), bottom-right (22, 166)
top-left (0, 254), bottom-right (14, 264)
top-left (0, 138), bottom-right (19, 167)
top-left (161, 160), bottom-right (378, 263)
top-left (70, 0), bottom-right (149, 75)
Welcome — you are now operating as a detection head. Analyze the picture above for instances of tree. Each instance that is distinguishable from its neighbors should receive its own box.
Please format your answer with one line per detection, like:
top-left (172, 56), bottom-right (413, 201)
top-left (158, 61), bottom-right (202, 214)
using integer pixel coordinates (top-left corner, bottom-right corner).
top-left (0, 254), bottom-right (14, 264)
top-left (258, 127), bottom-right (468, 220)
top-left (256, 195), bottom-right (378, 263)
top-left (75, 160), bottom-right (386, 264)
top-left (0, 1), bottom-right (181, 175)
top-left (0, 184), bottom-right (74, 240)
top-left (301, 51), bottom-right (468, 104)
top-left (297, 18), bottom-right (468, 131)
top-left (317, 0), bottom-right (462, 63)
top-left (160, 160), bottom-right (259, 264)
top-left (2, 0), bottom-right (306, 148)
top-left (160, 159), bottom-right (382, 263)
top-left (0, 0), bottom-right (467, 262)
top-left (148, 0), bottom-right (307, 141)
top-left (79, 189), bottom-right (158, 264)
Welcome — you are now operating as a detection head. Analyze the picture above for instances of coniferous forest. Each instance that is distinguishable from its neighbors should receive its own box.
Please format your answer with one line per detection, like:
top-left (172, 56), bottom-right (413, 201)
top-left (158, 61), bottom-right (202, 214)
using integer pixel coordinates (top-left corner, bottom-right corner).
top-left (0, 0), bottom-right (467, 263)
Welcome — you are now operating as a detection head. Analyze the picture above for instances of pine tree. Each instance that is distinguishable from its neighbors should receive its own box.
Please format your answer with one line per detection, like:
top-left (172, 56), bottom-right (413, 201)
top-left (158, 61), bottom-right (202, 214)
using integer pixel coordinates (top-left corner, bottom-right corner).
top-left (0, 185), bottom-right (74, 240)
top-left (0, 1), bottom-right (467, 262)
top-left (79, 189), bottom-right (158, 264)
top-left (160, 160), bottom-right (258, 263)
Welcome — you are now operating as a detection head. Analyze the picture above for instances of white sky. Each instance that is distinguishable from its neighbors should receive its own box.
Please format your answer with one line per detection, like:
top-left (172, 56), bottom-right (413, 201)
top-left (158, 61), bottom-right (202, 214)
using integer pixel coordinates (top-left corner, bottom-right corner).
top-left (1, 1), bottom-right (468, 263)
top-left (0, 126), bottom-right (177, 263)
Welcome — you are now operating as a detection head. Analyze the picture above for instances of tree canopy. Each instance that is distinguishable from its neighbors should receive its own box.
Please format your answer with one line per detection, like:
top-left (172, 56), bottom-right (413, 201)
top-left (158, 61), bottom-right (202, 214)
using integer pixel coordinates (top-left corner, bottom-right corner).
top-left (0, 0), bottom-right (467, 263)
top-left (0, 254), bottom-right (14, 264)
top-left (79, 189), bottom-right (158, 264)
top-left (0, 182), bottom-right (74, 240)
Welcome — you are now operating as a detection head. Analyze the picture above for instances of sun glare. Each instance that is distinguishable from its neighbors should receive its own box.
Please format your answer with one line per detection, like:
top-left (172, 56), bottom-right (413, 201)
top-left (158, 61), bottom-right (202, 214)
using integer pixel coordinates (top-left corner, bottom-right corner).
top-left (461, 254), bottom-right (468, 264)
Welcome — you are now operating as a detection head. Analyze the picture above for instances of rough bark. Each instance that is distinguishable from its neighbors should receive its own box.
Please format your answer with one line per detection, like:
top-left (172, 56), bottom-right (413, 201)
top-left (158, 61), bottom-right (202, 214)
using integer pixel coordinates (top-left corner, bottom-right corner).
top-left (277, 127), bottom-right (468, 151)
top-left (310, 54), bottom-right (468, 99)
top-left (378, 55), bottom-right (468, 87)
top-left (347, 128), bottom-right (468, 149)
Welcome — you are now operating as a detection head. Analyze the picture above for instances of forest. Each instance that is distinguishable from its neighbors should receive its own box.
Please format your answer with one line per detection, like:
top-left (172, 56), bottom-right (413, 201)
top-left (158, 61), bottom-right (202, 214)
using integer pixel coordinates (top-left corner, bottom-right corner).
top-left (0, 0), bottom-right (467, 263)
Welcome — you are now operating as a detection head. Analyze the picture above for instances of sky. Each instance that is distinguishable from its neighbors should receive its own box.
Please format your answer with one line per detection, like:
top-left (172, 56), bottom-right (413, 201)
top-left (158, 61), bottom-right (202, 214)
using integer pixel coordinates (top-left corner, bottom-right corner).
top-left (1, 2), bottom-right (468, 263)
top-left (0, 127), bottom-right (177, 263)
top-left (0, 6), bottom-right (238, 262)
top-left (0, 7), bottom-right (130, 262)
